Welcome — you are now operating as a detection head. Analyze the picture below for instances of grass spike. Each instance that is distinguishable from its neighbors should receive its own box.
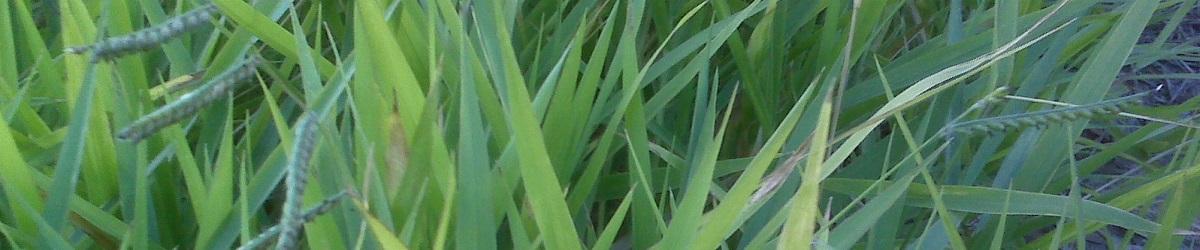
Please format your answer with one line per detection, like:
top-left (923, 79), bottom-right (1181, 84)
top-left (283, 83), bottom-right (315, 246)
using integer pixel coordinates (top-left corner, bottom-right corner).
top-left (65, 4), bottom-right (220, 62)
top-left (274, 112), bottom-right (322, 250)
top-left (117, 57), bottom-right (259, 143)
top-left (947, 91), bottom-right (1148, 137)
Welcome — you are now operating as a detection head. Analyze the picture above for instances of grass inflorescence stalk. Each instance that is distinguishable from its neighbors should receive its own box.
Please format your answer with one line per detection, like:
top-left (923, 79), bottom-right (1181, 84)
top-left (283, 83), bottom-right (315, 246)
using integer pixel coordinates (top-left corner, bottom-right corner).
top-left (274, 112), bottom-right (322, 250)
top-left (65, 4), bottom-right (220, 62)
top-left (117, 57), bottom-right (260, 143)
top-left (946, 91), bottom-right (1149, 137)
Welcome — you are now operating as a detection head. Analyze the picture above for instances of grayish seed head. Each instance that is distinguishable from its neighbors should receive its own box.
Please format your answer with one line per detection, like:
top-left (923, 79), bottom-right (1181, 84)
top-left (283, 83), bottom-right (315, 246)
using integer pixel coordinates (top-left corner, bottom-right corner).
top-left (117, 58), bottom-right (259, 143)
top-left (275, 113), bottom-right (322, 250)
top-left (79, 3), bottom-right (220, 62)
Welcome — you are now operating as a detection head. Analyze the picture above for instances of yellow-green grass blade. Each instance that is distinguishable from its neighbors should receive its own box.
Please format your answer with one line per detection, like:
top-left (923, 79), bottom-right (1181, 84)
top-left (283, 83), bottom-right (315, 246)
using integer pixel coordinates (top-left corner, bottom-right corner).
top-left (390, 0), bottom-right (432, 85)
top-left (0, 0), bottom-right (49, 141)
top-left (297, 182), bottom-right (342, 250)
top-left (353, 198), bottom-right (411, 250)
top-left (404, 79), bottom-right (456, 249)
top-left (10, 0), bottom-right (61, 101)
top-left (21, 197), bottom-right (72, 249)
top-left (691, 78), bottom-right (821, 250)
top-left (431, 0), bottom-right (511, 151)
top-left (0, 121), bottom-right (41, 238)
top-left (202, 0), bottom-right (284, 77)
top-left (104, 0), bottom-right (151, 101)
top-left (165, 123), bottom-right (207, 217)
top-left (411, 76), bottom-right (456, 201)
top-left (658, 81), bottom-right (736, 249)
top-left (625, 91), bottom-right (665, 248)
top-left (353, 1), bottom-right (427, 198)
top-left (607, 1), bottom-right (653, 247)
top-left (591, 190), bottom-right (634, 250)
top-left (562, 2), bottom-right (620, 216)
top-left (25, 166), bottom-right (149, 248)
top-left (537, 33), bottom-right (583, 170)
top-left (0, 0), bottom-right (17, 87)
top-left (474, 0), bottom-right (583, 248)
top-left (195, 99), bottom-right (237, 248)
top-left (60, 0), bottom-right (120, 205)
top-left (211, 0), bottom-right (335, 76)
top-left (238, 157), bottom-right (251, 246)
top-left (0, 68), bottom-right (50, 140)
top-left (779, 85), bottom-right (833, 250)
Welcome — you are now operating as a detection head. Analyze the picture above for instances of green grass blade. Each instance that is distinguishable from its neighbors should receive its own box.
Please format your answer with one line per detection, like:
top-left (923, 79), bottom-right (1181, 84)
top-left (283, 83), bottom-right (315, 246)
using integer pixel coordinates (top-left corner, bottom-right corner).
top-left (0, 121), bottom-right (42, 239)
top-left (691, 78), bottom-right (821, 250)
top-left (591, 191), bottom-right (634, 250)
top-left (823, 179), bottom-right (1161, 233)
top-left (474, 0), bottom-right (582, 248)
top-left (41, 61), bottom-right (99, 246)
top-left (211, 0), bottom-right (335, 76)
top-left (779, 85), bottom-right (833, 250)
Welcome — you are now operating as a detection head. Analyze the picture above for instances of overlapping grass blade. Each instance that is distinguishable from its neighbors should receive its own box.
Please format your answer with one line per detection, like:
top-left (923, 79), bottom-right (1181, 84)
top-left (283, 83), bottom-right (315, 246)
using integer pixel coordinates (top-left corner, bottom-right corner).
top-left (823, 179), bottom-right (1161, 233)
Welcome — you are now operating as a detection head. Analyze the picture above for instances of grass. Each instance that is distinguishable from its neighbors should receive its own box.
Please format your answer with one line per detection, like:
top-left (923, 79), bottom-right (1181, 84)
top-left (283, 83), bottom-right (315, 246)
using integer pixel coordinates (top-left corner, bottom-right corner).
top-left (1, 0), bottom-right (1199, 249)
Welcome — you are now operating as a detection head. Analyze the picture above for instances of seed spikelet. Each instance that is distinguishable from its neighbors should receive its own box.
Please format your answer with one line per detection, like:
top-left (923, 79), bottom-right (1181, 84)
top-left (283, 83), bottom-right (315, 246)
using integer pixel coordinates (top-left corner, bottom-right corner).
top-left (66, 4), bottom-right (219, 62)
top-left (117, 57), bottom-right (259, 143)
top-left (274, 112), bottom-right (322, 250)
